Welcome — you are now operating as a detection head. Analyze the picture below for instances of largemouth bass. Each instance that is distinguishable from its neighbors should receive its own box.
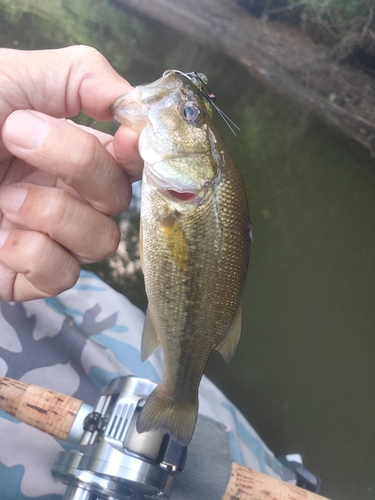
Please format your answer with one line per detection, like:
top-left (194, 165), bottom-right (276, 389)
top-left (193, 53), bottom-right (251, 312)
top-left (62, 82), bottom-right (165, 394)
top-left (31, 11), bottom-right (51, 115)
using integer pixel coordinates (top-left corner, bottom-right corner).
top-left (112, 71), bottom-right (251, 446)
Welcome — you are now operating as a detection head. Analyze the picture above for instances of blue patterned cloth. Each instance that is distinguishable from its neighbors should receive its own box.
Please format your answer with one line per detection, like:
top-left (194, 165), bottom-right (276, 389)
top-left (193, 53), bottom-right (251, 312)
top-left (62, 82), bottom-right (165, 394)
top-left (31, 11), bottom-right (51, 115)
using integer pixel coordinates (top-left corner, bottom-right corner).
top-left (0, 271), bottom-right (291, 499)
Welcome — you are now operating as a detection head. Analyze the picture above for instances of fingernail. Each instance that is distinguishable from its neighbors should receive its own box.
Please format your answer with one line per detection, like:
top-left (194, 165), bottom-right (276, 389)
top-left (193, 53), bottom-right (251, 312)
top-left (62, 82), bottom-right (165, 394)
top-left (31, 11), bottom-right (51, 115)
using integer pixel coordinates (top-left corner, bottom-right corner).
top-left (0, 184), bottom-right (27, 213)
top-left (4, 110), bottom-right (48, 149)
top-left (0, 229), bottom-right (10, 248)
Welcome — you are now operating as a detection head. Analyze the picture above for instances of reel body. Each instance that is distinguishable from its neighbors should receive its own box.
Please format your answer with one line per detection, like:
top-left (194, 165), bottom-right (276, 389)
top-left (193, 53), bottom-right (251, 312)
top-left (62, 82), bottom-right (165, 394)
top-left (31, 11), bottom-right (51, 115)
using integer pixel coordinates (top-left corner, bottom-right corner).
top-left (52, 376), bottom-right (187, 500)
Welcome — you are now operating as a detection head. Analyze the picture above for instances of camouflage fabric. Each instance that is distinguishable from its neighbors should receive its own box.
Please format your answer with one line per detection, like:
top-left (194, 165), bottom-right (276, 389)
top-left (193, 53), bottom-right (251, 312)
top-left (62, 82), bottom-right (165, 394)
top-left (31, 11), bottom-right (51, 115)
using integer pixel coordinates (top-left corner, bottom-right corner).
top-left (0, 271), bottom-right (292, 499)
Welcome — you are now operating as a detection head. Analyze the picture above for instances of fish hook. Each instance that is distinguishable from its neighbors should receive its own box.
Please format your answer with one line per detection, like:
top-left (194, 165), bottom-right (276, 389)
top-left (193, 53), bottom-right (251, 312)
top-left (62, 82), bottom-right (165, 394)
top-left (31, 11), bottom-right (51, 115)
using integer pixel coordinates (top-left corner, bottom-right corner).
top-left (163, 69), bottom-right (240, 135)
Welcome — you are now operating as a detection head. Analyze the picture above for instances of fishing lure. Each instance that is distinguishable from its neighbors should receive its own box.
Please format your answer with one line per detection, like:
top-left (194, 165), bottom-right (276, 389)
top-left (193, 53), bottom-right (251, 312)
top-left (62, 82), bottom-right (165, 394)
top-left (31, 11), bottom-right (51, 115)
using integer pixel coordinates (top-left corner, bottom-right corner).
top-left (163, 70), bottom-right (240, 135)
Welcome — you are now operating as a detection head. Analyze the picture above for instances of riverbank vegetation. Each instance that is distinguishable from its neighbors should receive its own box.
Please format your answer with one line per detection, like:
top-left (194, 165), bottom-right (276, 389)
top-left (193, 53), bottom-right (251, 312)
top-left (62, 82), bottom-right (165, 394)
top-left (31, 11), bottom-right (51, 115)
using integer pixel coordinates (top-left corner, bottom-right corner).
top-left (237, 0), bottom-right (375, 66)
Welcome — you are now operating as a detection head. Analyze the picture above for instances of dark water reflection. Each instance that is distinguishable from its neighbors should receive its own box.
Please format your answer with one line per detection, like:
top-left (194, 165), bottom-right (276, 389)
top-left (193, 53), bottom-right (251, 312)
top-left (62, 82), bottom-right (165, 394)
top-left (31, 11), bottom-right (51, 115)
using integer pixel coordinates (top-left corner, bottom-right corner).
top-left (1, 1), bottom-right (374, 499)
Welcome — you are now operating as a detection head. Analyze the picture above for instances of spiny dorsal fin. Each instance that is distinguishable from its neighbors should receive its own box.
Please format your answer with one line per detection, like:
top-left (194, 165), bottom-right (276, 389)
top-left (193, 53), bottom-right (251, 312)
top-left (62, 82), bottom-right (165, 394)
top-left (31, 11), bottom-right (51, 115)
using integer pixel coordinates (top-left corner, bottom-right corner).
top-left (141, 309), bottom-right (161, 362)
top-left (215, 301), bottom-right (243, 363)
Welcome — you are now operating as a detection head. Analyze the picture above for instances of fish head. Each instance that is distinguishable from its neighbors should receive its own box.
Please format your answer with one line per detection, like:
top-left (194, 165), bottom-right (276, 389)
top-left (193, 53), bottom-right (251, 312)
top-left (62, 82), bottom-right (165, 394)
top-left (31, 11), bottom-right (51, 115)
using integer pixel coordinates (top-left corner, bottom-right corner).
top-left (112, 72), bottom-right (219, 213)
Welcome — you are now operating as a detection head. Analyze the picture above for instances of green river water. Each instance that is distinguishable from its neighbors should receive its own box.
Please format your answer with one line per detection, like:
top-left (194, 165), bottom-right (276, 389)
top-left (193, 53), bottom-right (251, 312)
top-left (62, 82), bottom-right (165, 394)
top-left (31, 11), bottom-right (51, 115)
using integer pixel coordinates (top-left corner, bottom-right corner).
top-left (1, 1), bottom-right (374, 499)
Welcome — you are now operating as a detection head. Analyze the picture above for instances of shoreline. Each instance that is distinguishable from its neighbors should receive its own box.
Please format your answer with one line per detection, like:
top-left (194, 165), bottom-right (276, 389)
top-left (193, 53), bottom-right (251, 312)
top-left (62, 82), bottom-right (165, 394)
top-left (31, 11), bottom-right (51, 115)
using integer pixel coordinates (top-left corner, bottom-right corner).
top-left (118, 0), bottom-right (375, 157)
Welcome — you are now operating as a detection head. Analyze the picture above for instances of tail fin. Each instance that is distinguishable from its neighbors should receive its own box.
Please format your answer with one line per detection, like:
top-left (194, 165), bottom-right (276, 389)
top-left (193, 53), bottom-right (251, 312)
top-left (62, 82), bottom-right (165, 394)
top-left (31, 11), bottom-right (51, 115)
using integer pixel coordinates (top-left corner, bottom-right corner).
top-left (136, 387), bottom-right (198, 446)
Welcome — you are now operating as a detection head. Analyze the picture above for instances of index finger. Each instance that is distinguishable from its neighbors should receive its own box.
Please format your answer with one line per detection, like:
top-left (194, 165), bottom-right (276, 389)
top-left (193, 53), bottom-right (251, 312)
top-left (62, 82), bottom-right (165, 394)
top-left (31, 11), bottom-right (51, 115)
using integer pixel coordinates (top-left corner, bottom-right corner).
top-left (2, 111), bottom-right (133, 215)
top-left (0, 45), bottom-right (132, 122)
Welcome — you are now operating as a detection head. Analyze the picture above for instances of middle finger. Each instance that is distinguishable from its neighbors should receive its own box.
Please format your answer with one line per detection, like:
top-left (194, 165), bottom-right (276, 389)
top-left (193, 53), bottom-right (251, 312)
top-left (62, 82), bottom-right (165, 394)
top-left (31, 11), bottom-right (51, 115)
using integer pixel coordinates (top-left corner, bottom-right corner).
top-left (0, 182), bottom-right (121, 263)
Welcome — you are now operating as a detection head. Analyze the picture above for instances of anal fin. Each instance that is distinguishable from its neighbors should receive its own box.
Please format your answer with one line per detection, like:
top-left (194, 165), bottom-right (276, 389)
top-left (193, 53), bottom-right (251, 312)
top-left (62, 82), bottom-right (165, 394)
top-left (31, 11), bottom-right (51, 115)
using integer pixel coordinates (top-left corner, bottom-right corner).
top-left (215, 301), bottom-right (243, 363)
top-left (141, 309), bottom-right (160, 362)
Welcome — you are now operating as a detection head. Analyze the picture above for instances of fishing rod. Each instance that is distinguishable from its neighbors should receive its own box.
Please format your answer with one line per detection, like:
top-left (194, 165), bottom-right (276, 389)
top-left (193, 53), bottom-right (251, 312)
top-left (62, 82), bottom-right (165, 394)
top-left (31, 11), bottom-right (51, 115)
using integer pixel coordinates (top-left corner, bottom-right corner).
top-left (0, 376), bottom-right (330, 500)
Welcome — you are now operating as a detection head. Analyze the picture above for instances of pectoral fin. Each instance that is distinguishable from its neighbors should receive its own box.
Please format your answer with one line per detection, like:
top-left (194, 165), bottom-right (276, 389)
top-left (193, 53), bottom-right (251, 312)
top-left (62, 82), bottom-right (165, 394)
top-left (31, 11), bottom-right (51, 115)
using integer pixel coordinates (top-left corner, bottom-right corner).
top-left (216, 301), bottom-right (243, 363)
top-left (161, 214), bottom-right (190, 274)
top-left (141, 309), bottom-right (160, 362)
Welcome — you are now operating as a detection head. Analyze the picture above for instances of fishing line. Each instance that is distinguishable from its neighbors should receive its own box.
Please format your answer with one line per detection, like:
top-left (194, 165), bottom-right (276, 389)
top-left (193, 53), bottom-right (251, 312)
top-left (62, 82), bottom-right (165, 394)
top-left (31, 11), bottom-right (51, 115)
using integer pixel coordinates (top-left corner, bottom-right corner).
top-left (163, 69), bottom-right (240, 135)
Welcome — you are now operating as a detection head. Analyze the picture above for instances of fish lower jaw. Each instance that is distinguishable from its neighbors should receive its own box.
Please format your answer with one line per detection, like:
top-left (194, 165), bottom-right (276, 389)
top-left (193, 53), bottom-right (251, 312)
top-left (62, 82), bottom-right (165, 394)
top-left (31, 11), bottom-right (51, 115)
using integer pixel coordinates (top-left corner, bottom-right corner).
top-left (159, 188), bottom-right (201, 204)
top-left (145, 168), bottom-right (206, 207)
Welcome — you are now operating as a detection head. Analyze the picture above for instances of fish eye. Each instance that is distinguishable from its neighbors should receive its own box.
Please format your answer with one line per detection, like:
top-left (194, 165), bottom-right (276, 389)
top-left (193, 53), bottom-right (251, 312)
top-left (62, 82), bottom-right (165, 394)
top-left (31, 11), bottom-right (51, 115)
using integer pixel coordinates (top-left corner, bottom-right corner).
top-left (181, 102), bottom-right (202, 125)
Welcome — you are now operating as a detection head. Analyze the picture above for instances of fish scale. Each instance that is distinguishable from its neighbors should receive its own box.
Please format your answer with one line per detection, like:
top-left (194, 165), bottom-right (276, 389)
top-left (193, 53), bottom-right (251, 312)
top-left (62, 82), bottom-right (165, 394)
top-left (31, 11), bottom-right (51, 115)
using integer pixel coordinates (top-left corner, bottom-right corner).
top-left (112, 71), bottom-right (250, 445)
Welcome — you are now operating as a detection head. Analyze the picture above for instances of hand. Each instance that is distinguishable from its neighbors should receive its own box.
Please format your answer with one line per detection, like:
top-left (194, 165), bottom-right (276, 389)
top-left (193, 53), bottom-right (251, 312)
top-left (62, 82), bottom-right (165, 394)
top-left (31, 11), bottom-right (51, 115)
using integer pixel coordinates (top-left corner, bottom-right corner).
top-left (0, 45), bottom-right (143, 301)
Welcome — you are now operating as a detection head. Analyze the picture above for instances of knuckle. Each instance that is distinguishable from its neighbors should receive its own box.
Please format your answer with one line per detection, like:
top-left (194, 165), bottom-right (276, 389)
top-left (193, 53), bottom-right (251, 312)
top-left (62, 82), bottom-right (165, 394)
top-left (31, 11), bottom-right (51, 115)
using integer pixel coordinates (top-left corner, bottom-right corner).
top-left (39, 189), bottom-right (71, 230)
top-left (69, 133), bottom-right (103, 182)
top-left (25, 235), bottom-right (80, 294)
top-left (105, 180), bottom-right (132, 216)
top-left (67, 46), bottom-right (105, 77)
top-left (104, 221), bottom-right (121, 256)
top-left (81, 218), bottom-right (120, 263)
top-left (53, 260), bottom-right (80, 293)
top-left (23, 233), bottom-right (51, 270)
top-left (72, 45), bottom-right (103, 61)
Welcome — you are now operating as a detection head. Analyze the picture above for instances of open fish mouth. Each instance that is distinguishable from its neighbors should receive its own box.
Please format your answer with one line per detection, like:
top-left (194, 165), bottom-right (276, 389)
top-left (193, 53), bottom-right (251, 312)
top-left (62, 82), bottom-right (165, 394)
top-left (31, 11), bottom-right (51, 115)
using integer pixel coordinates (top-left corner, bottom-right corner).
top-left (144, 163), bottom-right (209, 205)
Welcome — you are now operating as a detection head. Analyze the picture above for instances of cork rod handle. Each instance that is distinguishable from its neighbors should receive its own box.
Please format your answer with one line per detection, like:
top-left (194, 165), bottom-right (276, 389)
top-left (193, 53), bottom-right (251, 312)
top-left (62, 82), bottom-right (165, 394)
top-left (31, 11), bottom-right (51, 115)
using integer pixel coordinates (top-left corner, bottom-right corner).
top-left (0, 376), bottom-right (83, 441)
top-left (0, 377), bottom-right (332, 499)
top-left (222, 462), bottom-right (331, 500)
